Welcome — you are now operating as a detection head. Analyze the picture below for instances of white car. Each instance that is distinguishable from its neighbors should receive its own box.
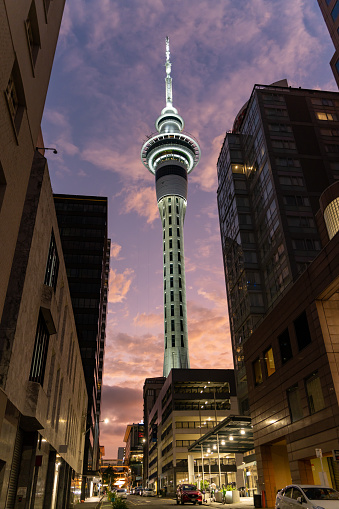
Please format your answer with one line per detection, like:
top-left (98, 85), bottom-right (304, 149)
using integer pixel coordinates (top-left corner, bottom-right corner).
top-left (116, 489), bottom-right (127, 499)
top-left (276, 484), bottom-right (339, 509)
top-left (142, 488), bottom-right (156, 497)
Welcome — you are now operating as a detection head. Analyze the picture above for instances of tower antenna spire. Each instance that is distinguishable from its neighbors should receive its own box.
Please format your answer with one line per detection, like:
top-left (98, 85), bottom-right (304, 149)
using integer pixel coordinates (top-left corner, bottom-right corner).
top-left (165, 36), bottom-right (173, 108)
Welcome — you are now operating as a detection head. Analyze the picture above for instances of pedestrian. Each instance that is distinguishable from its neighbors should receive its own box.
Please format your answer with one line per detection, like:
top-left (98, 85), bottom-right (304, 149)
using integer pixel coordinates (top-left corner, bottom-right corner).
top-left (222, 484), bottom-right (226, 504)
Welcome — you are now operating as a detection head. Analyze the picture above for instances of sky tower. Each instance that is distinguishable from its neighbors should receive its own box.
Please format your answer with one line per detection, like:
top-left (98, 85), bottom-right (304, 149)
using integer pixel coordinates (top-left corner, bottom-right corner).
top-left (141, 37), bottom-right (201, 377)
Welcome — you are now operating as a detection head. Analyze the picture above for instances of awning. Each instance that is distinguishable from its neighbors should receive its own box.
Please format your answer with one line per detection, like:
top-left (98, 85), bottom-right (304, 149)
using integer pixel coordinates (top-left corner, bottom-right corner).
top-left (187, 415), bottom-right (254, 454)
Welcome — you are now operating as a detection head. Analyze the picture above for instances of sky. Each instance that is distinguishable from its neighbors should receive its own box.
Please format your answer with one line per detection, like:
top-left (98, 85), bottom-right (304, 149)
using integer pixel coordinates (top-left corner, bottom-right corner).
top-left (42, 0), bottom-right (337, 457)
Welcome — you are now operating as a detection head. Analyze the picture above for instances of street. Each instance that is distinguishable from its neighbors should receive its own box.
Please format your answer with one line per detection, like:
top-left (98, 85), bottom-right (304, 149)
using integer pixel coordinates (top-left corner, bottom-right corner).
top-left (100, 497), bottom-right (177, 508)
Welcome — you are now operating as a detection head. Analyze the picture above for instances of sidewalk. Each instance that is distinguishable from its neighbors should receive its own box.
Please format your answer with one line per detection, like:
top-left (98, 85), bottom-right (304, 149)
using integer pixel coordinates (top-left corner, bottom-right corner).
top-left (76, 495), bottom-right (106, 508)
top-left (201, 496), bottom-right (274, 509)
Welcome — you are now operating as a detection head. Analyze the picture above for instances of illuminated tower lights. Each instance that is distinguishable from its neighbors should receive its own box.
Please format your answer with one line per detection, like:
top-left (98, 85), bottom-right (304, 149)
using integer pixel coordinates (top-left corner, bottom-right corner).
top-left (141, 37), bottom-right (201, 377)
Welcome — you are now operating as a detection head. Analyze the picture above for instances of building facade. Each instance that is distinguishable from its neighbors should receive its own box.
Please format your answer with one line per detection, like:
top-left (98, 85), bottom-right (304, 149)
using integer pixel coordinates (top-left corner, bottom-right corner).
top-left (123, 424), bottom-right (145, 488)
top-left (217, 80), bottom-right (339, 414)
top-left (0, 0), bottom-right (65, 324)
top-left (141, 38), bottom-right (201, 376)
top-left (243, 181), bottom-right (339, 507)
top-left (316, 0), bottom-right (339, 87)
top-left (0, 153), bottom-right (87, 508)
top-left (143, 369), bottom-right (238, 494)
top-left (53, 195), bottom-right (110, 498)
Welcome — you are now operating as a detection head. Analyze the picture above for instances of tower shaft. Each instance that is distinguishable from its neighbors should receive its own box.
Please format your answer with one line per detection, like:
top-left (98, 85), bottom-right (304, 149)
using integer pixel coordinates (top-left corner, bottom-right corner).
top-left (141, 37), bottom-right (200, 377)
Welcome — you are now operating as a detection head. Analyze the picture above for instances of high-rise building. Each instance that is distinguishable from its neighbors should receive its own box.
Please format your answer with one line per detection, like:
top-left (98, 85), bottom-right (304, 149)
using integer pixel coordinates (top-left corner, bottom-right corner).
top-left (217, 80), bottom-right (339, 414)
top-left (316, 0), bottom-right (339, 86)
top-left (217, 81), bottom-right (339, 503)
top-left (53, 194), bottom-right (110, 498)
top-left (141, 38), bottom-right (201, 377)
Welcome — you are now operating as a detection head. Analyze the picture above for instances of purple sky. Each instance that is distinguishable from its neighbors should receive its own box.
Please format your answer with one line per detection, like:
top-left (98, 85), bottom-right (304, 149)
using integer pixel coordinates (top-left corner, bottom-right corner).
top-left (42, 0), bottom-right (337, 458)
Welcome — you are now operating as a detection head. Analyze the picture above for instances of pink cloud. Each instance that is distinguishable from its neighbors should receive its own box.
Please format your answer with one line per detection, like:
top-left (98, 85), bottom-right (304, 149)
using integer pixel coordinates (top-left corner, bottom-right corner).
top-left (108, 268), bottom-right (134, 304)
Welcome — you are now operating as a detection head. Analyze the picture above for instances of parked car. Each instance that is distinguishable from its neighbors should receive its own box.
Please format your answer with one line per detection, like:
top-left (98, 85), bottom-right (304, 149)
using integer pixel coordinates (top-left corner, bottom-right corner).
top-left (142, 488), bottom-right (156, 497)
top-left (275, 484), bottom-right (339, 509)
top-left (176, 484), bottom-right (202, 505)
top-left (116, 489), bottom-right (127, 499)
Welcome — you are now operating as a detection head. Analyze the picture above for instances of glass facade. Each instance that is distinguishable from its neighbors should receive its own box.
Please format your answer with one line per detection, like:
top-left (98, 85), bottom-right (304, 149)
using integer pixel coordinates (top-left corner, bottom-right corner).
top-left (217, 84), bottom-right (339, 412)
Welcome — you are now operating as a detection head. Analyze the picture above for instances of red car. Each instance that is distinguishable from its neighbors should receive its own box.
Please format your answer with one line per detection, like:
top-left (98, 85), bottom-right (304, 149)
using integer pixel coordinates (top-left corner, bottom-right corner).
top-left (176, 484), bottom-right (202, 505)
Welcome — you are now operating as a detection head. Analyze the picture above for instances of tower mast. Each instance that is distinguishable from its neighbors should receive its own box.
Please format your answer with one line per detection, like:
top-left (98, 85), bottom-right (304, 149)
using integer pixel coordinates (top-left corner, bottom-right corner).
top-left (141, 37), bottom-right (201, 377)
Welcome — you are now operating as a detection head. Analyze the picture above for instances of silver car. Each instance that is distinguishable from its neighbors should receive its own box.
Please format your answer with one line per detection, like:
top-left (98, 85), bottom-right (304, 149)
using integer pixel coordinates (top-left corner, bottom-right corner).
top-left (276, 484), bottom-right (339, 509)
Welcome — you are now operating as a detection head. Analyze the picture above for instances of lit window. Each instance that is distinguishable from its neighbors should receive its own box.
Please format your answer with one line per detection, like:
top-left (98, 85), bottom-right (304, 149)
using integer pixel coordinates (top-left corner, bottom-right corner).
top-left (29, 313), bottom-right (50, 385)
top-left (44, 231), bottom-right (59, 290)
top-left (316, 112), bottom-right (337, 121)
top-left (264, 347), bottom-right (275, 377)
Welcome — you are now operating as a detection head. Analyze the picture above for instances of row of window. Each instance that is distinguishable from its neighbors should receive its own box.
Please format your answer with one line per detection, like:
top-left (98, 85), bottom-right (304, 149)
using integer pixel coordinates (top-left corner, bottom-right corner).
top-left (253, 311), bottom-right (312, 385)
top-left (164, 251), bottom-right (181, 263)
top-left (165, 335), bottom-right (185, 349)
top-left (163, 227), bottom-right (181, 239)
top-left (164, 290), bottom-right (183, 303)
top-left (164, 319), bottom-right (184, 333)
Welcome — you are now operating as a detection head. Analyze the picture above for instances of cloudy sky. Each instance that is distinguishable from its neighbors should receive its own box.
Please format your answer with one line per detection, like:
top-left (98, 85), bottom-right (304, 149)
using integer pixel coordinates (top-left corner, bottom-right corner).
top-left (42, 0), bottom-right (336, 457)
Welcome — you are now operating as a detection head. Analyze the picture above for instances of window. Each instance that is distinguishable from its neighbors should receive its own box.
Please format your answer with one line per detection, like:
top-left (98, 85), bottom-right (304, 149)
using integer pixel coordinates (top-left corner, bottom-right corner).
top-left (170, 291), bottom-right (174, 302)
top-left (316, 112), bottom-right (337, 121)
top-left (294, 311), bottom-right (312, 350)
top-left (177, 228), bottom-right (180, 237)
top-left (180, 305), bottom-right (183, 317)
top-left (305, 372), bottom-right (325, 414)
top-left (25, 1), bottom-right (41, 70)
top-left (170, 277), bottom-right (173, 288)
top-left (165, 338), bottom-right (167, 349)
top-left (169, 216), bottom-right (172, 225)
top-left (180, 320), bottom-right (183, 332)
top-left (179, 278), bottom-right (182, 288)
top-left (178, 252), bottom-right (181, 261)
top-left (5, 61), bottom-right (26, 136)
top-left (287, 385), bottom-right (303, 422)
top-left (169, 227), bottom-right (172, 236)
top-left (169, 239), bottom-right (172, 249)
top-left (264, 347), bottom-right (275, 377)
top-left (29, 313), bottom-right (50, 385)
top-left (178, 265), bottom-right (181, 274)
top-left (171, 320), bottom-right (175, 332)
top-left (170, 265), bottom-right (173, 274)
top-left (181, 335), bottom-right (184, 347)
top-left (292, 238), bottom-right (320, 251)
top-left (253, 358), bottom-right (263, 385)
top-left (170, 252), bottom-right (173, 261)
top-left (44, 231), bottom-right (59, 290)
top-left (278, 328), bottom-right (293, 364)
top-left (171, 305), bottom-right (174, 317)
top-left (177, 240), bottom-right (180, 249)
top-left (332, 0), bottom-right (339, 21)
top-left (172, 335), bottom-right (175, 347)
top-left (169, 205), bottom-right (171, 214)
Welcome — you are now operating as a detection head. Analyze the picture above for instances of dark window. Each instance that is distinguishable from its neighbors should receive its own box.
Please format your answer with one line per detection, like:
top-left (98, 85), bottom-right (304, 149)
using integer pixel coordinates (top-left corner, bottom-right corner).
top-left (29, 313), bottom-right (50, 385)
top-left (164, 280), bottom-right (166, 290)
top-left (170, 252), bottom-right (173, 261)
top-left (169, 240), bottom-right (172, 249)
top-left (164, 254), bottom-right (166, 263)
top-left (44, 231), bottom-right (59, 290)
top-left (179, 278), bottom-right (182, 288)
top-left (180, 305), bottom-right (183, 317)
top-left (179, 291), bottom-right (182, 302)
top-left (171, 291), bottom-right (174, 302)
top-left (172, 335), bottom-right (175, 347)
top-left (171, 305), bottom-right (174, 316)
top-left (253, 358), bottom-right (263, 385)
top-left (178, 264), bottom-right (181, 274)
top-left (180, 320), bottom-right (183, 332)
top-left (170, 277), bottom-right (173, 288)
top-left (164, 294), bottom-right (166, 304)
top-left (164, 267), bottom-right (166, 277)
top-left (165, 322), bottom-right (167, 333)
top-left (169, 205), bottom-right (171, 213)
top-left (169, 216), bottom-right (172, 225)
top-left (170, 265), bottom-right (173, 274)
top-left (294, 311), bottom-right (311, 350)
top-left (178, 240), bottom-right (180, 249)
top-left (278, 328), bottom-right (293, 364)
top-left (305, 372), bottom-right (325, 414)
top-left (25, 1), bottom-right (41, 69)
top-left (287, 385), bottom-right (303, 422)
top-left (5, 61), bottom-right (26, 136)
top-left (181, 335), bottom-right (184, 347)
top-left (171, 320), bottom-right (175, 332)
top-left (332, 0), bottom-right (339, 21)
top-left (165, 338), bottom-right (167, 349)
top-left (177, 216), bottom-right (179, 225)
top-left (178, 252), bottom-right (181, 261)
top-left (169, 228), bottom-right (172, 237)
top-left (177, 228), bottom-right (180, 237)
